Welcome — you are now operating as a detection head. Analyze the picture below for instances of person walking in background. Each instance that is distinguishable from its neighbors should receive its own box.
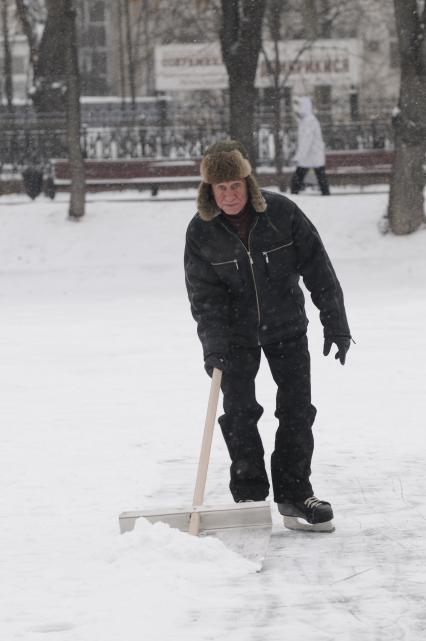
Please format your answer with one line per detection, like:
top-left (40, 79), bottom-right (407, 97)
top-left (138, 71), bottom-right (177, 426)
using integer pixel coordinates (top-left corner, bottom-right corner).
top-left (290, 96), bottom-right (330, 196)
top-left (184, 140), bottom-right (351, 532)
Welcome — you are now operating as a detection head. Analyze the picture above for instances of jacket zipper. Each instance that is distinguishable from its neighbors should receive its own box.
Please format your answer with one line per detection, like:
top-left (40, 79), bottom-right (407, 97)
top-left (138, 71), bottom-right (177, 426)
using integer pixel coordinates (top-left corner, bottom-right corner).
top-left (220, 218), bottom-right (262, 345)
top-left (211, 258), bottom-right (239, 270)
top-left (262, 241), bottom-right (294, 264)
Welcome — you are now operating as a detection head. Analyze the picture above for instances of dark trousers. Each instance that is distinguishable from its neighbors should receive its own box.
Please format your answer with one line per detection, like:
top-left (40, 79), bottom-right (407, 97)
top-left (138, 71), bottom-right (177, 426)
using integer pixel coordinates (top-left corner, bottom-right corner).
top-left (218, 335), bottom-right (316, 504)
top-left (290, 166), bottom-right (330, 195)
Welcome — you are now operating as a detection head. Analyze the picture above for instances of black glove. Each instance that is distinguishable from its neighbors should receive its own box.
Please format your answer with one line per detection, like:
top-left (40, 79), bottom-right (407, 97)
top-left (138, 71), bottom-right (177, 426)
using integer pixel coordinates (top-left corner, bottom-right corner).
top-left (323, 335), bottom-right (351, 365)
top-left (204, 353), bottom-right (228, 377)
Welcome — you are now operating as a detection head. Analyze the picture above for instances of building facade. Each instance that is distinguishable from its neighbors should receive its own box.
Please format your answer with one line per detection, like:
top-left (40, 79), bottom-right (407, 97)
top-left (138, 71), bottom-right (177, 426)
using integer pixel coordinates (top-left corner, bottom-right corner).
top-left (76, 0), bottom-right (113, 96)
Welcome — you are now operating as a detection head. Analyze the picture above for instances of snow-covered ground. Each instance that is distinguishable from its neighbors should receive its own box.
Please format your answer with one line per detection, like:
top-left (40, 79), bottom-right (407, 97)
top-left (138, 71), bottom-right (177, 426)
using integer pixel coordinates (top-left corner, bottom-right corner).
top-left (1, 188), bottom-right (426, 640)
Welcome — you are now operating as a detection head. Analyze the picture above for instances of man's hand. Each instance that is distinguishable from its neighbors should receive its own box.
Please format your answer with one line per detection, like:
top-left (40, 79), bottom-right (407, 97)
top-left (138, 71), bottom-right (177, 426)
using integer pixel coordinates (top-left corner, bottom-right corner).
top-left (204, 353), bottom-right (228, 377)
top-left (323, 336), bottom-right (351, 365)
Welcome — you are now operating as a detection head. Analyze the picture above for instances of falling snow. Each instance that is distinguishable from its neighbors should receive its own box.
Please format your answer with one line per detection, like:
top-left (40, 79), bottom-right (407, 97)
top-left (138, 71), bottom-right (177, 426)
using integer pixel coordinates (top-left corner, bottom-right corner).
top-left (1, 188), bottom-right (426, 640)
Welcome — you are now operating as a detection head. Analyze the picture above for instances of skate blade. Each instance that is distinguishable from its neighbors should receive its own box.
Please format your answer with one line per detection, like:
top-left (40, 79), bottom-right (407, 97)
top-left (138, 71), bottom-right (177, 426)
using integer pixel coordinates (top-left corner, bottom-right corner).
top-left (283, 516), bottom-right (335, 533)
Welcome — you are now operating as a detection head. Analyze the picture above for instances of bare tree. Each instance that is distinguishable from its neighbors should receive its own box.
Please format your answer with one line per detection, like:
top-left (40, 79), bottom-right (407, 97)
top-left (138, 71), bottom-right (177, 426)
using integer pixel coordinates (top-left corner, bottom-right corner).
top-left (1, 0), bottom-right (14, 112)
top-left (64, 0), bottom-right (85, 220)
top-left (117, 0), bottom-right (127, 107)
top-left (262, 0), bottom-right (351, 190)
top-left (388, 0), bottom-right (426, 234)
top-left (220, 0), bottom-right (267, 164)
top-left (123, 0), bottom-right (137, 110)
top-left (116, 0), bottom-right (219, 101)
top-left (303, 0), bottom-right (318, 38)
top-left (262, 0), bottom-right (318, 190)
top-left (262, 0), bottom-right (288, 189)
top-left (116, 0), bottom-right (160, 105)
top-left (24, 0), bottom-right (68, 113)
top-left (15, 0), bottom-right (46, 70)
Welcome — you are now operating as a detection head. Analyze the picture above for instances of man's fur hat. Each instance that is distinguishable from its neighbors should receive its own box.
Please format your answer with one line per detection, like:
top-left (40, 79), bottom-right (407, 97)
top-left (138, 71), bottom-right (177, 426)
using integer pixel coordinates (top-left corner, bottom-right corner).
top-left (197, 140), bottom-right (267, 220)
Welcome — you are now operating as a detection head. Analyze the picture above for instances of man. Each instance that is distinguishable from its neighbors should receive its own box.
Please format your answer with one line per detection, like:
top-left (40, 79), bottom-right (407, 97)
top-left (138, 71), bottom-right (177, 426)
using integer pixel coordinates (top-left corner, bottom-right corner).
top-left (290, 96), bottom-right (330, 196)
top-left (184, 140), bottom-right (351, 532)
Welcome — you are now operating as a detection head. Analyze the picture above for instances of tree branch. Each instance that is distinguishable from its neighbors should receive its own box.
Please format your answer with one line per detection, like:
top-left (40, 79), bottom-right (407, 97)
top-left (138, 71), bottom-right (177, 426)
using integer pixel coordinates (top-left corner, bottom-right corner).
top-left (15, 0), bottom-right (38, 67)
top-left (220, 0), bottom-right (266, 81)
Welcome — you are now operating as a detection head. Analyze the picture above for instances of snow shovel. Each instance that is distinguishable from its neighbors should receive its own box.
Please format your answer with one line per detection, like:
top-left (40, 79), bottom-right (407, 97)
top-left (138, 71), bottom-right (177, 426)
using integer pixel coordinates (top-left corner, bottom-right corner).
top-left (119, 368), bottom-right (272, 566)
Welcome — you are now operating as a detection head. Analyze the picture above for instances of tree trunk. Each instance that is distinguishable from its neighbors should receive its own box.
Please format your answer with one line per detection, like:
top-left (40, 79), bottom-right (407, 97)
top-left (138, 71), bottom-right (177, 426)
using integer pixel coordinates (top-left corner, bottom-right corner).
top-left (264, 0), bottom-right (285, 190)
top-left (388, 0), bottom-right (426, 234)
top-left (124, 0), bottom-right (137, 111)
top-left (303, 0), bottom-right (318, 39)
top-left (15, 0), bottom-right (38, 69)
top-left (1, 0), bottom-right (14, 113)
top-left (268, 47), bottom-right (285, 191)
top-left (388, 113), bottom-right (425, 234)
top-left (220, 0), bottom-right (266, 165)
top-left (272, 90), bottom-right (286, 191)
top-left (118, 0), bottom-right (126, 110)
top-left (227, 81), bottom-right (258, 162)
top-left (64, 1), bottom-right (85, 220)
top-left (32, 0), bottom-right (68, 113)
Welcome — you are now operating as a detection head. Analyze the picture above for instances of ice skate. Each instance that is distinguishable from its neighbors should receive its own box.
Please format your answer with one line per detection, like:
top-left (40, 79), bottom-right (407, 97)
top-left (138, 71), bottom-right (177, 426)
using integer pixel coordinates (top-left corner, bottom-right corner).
top-left (278, 496), bottom-right (335, 532)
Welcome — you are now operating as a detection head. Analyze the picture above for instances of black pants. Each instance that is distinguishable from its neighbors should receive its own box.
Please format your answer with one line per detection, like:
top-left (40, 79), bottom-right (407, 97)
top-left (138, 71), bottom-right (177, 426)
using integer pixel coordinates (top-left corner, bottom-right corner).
top-left (290, 166), bottom-right (330, 195)
top-left (218, 335), bottom-right (316, 504)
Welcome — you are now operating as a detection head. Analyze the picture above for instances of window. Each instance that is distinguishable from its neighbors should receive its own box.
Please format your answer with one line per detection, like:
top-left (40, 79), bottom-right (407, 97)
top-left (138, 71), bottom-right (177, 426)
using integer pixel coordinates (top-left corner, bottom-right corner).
top-left (13, 56), bottom-right (26, 74)
top-left (349, 86), bottom-right (359, 121)
top-left (13, 80), bottom-right (27, 96)
top-left (283, 87), bottom-right (292, 114)
top-left (89, 1), bottom-right (105, 22)
top-left (91, 52), bottom-right (107, 76)
top-left (367, 41), bottom-right (381, 53)
top-left (314, 85), bottom-right (332, 122)
top-left (88, 25), bottom-right (106, 47)
top-left (0, 56), bottom-right (26, 75)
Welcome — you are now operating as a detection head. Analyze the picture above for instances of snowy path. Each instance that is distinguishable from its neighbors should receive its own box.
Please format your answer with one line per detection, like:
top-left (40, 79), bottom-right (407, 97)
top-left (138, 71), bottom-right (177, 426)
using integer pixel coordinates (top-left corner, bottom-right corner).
top-left (1, 192), bottom-right (425, 640)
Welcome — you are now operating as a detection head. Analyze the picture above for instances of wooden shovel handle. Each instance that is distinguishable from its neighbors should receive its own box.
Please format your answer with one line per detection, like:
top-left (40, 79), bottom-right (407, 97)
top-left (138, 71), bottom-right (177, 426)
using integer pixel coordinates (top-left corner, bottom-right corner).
top-left (188, 367), bottom-right (222, 535)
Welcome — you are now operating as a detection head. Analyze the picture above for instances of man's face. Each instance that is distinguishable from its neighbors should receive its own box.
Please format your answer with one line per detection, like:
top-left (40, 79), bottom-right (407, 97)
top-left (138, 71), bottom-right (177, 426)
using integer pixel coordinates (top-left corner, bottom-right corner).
top-left (212, 179), bottom-right (248, 215)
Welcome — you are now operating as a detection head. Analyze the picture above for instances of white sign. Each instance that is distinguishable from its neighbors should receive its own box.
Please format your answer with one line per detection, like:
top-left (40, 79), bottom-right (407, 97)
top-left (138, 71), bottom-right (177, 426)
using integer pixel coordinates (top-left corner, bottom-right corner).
top-left (155, 39), bottom-right (362, 91)
top-left (155, 42), bottom-right (228, 91)
top-left (258, 39), bottom-right (362, 87)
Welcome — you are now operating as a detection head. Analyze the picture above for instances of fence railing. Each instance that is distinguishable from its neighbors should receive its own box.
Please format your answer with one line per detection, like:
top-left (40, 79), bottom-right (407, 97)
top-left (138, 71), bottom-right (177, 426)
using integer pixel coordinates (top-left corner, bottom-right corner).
top-left (0, 120), bottom-right (393, 170)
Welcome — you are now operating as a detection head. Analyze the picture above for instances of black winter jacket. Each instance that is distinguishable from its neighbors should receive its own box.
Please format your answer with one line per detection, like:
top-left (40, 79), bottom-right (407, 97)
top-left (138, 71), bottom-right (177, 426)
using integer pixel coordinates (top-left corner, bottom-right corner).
top-left (184, 190), bottom-right (350, 358)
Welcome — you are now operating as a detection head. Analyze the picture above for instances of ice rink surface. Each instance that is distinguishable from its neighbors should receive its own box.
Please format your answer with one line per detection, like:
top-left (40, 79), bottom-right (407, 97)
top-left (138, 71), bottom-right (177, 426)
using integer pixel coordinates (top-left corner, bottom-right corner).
top-left (1, 188), bottom-right (425, 640)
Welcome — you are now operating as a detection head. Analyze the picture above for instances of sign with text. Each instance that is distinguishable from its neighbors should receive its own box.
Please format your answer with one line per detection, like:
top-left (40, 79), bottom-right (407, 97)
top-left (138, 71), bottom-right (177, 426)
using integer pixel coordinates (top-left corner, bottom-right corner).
top-left (155, 39), bottom-right (362, 91)
top-left (155, 42), bottom-right (227, 91)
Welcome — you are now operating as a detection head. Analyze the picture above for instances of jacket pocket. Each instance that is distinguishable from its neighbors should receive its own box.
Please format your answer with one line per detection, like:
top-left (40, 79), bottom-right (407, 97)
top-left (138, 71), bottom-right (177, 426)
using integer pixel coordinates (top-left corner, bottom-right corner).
top-left (261, 241), bottom-right (294, 278)
top-left (211, 258), bottom-right (240, 271)
top-left (210, 258), bottom-right (243, 290)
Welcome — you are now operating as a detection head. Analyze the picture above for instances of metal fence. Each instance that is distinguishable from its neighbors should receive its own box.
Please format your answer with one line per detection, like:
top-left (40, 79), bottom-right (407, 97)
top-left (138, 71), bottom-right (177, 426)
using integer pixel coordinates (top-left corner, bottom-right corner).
top-left (0, 119), bottom-right (393, 170)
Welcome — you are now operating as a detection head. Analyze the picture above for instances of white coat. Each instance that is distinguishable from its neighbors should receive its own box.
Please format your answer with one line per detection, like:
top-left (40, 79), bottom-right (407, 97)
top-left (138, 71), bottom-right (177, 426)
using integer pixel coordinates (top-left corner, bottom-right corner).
top-left (294, 97), bottom-right (326, 168)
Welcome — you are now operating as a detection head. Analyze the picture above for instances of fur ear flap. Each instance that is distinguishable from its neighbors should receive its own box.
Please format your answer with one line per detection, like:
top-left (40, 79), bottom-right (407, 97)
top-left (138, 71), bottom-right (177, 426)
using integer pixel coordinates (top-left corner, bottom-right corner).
top-left (197, 182), bottom-right (220, 221)
top-left (246, 174), bottom-right (267, 213)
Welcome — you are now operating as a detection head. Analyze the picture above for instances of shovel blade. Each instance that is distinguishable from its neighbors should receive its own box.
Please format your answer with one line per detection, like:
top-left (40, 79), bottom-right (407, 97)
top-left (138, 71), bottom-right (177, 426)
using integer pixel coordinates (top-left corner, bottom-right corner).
top-left (119, 500), bottom-right (272, 566)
